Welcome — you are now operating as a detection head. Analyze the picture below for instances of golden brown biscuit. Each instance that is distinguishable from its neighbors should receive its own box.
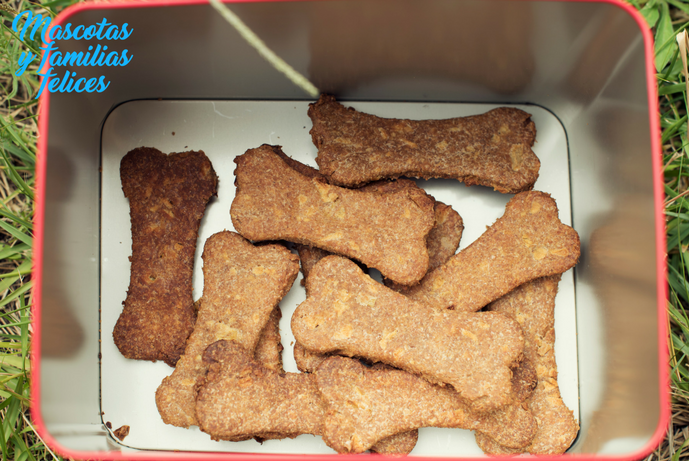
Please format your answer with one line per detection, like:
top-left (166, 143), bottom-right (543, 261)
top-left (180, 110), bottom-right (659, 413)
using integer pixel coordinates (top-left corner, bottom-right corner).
top-left (196, 340), bottom-right (325, 442)
top-left (278, 151), bottom-right (462, 288)
top-left (292, 354), bottom-right (533, 453)
top-left (406, 191), bottom-right (580, 311)
top-left (196, 340), bottom-right (420, 454)
top-left (155, 232), bottom-right (299, 428)
top-left (114, 147), bottom-right (218, 367)
top-left (475, 275), bottom-right (579, 454)
top-left (295, 342), bottom-right (536, 408)
top-left (293, 183), bottom-right (463, 374)
top-left (315, 356), bottom-right (537, 453)
top-left (230, 144), bottom-right (435, 285)
top-left (355, 179), bottom-right (465, 285)
top-left (385, 199), bottom-right (463, 292)
top-left (291, 255), bottom-right (525, 413)
top-left (293, 178), bottom-right (447, 285)
top-left (309, 94), bottom-right (539, 192)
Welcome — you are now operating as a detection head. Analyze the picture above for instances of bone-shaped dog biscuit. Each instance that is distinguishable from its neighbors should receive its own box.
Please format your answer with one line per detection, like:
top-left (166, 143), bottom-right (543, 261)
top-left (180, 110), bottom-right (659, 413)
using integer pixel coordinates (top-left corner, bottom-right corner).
top-left (291, 255), bottom-right (525, 413)
top-left (196, 340), bottom-right (418, 454)
top-left (295, 341), bottom-right (537, 405)
top-left (293, 349), bottom-right (532, 455)
top-left (252, 302), bottom-right (417, 453)
top-left (196, 340), bottom-right (325, 442)
top-left (475, 275), bottom-right (579, 454)
top-left (293, 182), bottom-right (463, 373)
top-left (308, 94), bottom-right (540, 192)
top-left (405, 191), bottom-right (580, 310)
top-left (114, 147), bottom-right (218, 367)
top-left (316, 356), bottom-right (537, 453)
top-left (155, 232), bottom-right (299, 428)
top-left (230, 145), bottom-right (435, 285)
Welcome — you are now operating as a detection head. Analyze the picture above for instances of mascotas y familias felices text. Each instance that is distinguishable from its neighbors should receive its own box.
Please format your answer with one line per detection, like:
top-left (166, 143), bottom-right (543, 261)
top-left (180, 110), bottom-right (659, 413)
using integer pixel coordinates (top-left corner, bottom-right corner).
top-left (12, 10), bottom-right (133, 98)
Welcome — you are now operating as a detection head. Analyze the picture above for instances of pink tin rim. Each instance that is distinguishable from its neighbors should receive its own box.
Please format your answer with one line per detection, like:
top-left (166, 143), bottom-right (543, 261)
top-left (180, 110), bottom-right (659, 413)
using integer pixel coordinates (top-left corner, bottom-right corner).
top-left (30, 0), bottom-right (669, 459)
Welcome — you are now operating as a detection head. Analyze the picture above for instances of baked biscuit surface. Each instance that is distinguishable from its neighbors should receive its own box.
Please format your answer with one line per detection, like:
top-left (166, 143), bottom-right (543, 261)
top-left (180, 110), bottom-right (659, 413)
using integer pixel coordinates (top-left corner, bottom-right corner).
top-left (196, 340), bottom-right (326, 442)
top-left (475, 275), bottom-right (579, 454)
top-left (315, 356), bottom-right (537, 453)
top-left (292, 255), bottom-right (525, 413)
top-left (309, 95), bottom-right (539, 192)
top-left (113, 147), bottom-right (217, 367)
top-left (230, 144), bottom-right (435, 285)
top-left (406, 191), bottom-right (580, 311)
top-left (155, 231), bottom-right (299, 428)
top-left (254, 306), bottom-right (285, 373)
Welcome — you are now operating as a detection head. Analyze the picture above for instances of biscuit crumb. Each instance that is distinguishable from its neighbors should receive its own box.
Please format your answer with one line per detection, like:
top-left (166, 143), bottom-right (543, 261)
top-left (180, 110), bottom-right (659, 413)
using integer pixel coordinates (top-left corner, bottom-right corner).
top-left (113, 425), bottom-right (130, 441)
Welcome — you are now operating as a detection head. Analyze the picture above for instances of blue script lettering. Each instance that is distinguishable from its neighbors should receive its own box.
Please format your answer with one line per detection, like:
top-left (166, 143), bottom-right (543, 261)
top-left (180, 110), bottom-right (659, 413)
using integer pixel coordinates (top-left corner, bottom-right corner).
top-left (11, 10), bottom-right (133, 97)
top-left (96, 76), bottom-right (110, 92)
top-left (118, 24), bottom-right (133, 40)
top-left (36, 67), bottom-right (58, 98)
top-left (118, 50), bottom-right (132, 66)
top-left (36, 42), bottom-right (58, 72)
top-left (95, 19), bottom-right (111, 40)
top-left (12, 10), bottom-right (51, 43)
top-left (15, 51), bottom-right (35, 77)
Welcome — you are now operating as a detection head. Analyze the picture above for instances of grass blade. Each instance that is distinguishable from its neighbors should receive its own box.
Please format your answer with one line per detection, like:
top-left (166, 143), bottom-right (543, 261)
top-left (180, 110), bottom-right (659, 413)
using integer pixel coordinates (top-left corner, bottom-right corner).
top-left (0, 219), bottom-right (31, 247)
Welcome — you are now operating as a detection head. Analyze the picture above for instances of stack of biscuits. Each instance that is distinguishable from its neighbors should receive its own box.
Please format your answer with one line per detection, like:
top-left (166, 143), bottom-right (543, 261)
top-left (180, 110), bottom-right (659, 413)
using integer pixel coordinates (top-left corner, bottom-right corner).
top-left (115, 95), bottom-right (580, 455)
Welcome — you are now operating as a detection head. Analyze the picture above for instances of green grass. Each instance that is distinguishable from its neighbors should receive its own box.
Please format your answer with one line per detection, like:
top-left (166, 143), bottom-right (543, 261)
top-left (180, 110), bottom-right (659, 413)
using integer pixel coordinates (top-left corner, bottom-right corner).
top-left (630, 1), bottom-right (689, 459)
top-left (0, 1), bottom-right (66, 460)
top-left (0, 0), bottom-right (687, 460)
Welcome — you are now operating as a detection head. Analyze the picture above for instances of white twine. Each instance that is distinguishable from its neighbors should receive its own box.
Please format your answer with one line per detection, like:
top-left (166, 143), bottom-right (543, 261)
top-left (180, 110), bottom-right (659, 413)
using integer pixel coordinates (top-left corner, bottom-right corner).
top-left (208, 0), bottom-right (319, 98)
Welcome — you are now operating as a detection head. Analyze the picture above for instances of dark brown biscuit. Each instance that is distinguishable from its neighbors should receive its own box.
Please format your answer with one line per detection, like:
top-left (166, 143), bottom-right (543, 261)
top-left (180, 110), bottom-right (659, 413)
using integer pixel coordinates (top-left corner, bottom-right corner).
top-left (254, 305), bottom-right (284, 373)
top-left (230, 144), bottom-right (436, 285)
top-left (155, 232), bottom-right (299, 428)
top-left (114, 147), bottom-right (218, 367)
top-left (315, 356), bottom-right (537, 453)
top-left (406, 191), bottom-right (580, 312)
top-left (291, 255), bottom-right (525, 414)
top-left (510, 358), bottom-right (538, 404)
top-left (196, 340), bottom-right (325, 442)
top-left (475, 276), bottom-right (579, 454)
top-left (309, 95), bottom-right (539, 192)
